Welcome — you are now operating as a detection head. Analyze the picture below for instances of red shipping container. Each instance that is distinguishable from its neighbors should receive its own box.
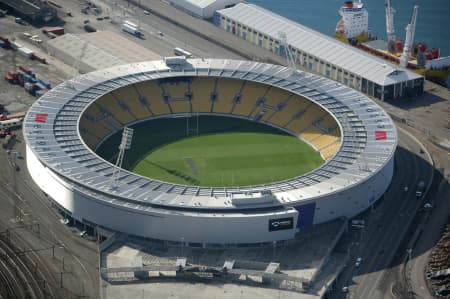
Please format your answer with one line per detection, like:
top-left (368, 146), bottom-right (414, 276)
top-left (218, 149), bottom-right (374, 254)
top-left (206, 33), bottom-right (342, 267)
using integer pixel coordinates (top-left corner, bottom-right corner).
top-left (42, 27), bottom-right (65, 35)
top-left (19, 65), bottom-right (32, 75)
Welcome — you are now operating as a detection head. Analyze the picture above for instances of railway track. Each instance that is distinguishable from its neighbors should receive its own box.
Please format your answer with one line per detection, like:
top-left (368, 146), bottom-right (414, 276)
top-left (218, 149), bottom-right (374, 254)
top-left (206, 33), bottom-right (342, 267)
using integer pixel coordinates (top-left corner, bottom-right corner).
top-left (0, 236), bottom-right (48, 299)
top-left (0, 150), bottom-right (57, 298)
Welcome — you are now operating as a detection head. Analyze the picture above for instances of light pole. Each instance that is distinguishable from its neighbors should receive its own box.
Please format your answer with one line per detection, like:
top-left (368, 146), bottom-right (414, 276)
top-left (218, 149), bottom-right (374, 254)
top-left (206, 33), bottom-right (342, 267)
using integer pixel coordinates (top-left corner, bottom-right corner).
top-left (406, 248), bottom-right (413, 271)
top-left (406, 248), bottom-right (413, 297)
top-left (7, 150), bottom-right (21, 221)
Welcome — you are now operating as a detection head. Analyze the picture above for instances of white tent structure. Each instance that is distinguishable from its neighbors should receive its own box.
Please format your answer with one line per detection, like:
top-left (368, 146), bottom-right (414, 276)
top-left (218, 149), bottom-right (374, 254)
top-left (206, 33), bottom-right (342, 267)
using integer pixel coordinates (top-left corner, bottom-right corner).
top-left (169, 0), bottom-right (241, 18)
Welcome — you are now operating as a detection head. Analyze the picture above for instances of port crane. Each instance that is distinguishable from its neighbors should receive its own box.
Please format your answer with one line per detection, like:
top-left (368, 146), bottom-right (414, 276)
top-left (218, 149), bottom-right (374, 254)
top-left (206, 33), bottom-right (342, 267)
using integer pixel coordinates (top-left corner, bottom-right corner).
top-left (399, 5), bottom-right (418, 67)
top-left (385, 0), bottom-right (396, 43)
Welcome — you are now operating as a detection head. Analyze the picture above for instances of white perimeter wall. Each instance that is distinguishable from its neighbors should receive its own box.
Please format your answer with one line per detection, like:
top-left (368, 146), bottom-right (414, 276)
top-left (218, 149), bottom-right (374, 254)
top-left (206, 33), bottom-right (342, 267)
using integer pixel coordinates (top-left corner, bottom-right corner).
top-left (310, 156), bottom-right (394, 224)
top-left (26, 146), bottom-right (297, 244)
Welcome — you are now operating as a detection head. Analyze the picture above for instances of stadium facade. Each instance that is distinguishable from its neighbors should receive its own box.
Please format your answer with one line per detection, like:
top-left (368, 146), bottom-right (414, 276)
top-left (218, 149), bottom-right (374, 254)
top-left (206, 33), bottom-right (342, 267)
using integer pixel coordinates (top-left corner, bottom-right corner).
top-left (24, 58), bottom-right (396, 245)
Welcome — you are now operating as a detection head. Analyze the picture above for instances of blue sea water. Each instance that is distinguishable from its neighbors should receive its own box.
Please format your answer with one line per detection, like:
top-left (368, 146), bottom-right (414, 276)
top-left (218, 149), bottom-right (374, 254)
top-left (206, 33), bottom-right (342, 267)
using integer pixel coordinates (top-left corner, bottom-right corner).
top-left (248, 0), bottom-right (450, 56)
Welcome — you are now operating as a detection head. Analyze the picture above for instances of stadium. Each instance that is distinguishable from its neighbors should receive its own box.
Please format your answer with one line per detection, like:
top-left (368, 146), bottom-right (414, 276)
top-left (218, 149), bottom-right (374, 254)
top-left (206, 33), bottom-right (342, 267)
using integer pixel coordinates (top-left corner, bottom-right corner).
top-left (23, 58), bottom-right (396, 245)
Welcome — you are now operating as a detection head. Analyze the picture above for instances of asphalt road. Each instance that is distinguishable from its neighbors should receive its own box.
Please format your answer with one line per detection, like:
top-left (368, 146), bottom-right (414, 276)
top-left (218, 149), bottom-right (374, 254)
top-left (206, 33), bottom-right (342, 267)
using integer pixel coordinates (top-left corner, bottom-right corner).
top-left (0, 137), bottom-right (100, 298)
top-left (329, 127), bottom-right (434, 299)
top-left (403, 134), bottom-right (450, 299)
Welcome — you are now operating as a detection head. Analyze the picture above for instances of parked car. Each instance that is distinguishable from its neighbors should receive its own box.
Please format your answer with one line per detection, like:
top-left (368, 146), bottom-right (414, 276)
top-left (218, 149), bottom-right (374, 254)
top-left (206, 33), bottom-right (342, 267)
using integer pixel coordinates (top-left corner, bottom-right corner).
top-left (15, 18), bottom-right (27, 25)
top-left (423, 203), bottom-right (433, 209)
top-left (355, 257), bottom-right (362, 267)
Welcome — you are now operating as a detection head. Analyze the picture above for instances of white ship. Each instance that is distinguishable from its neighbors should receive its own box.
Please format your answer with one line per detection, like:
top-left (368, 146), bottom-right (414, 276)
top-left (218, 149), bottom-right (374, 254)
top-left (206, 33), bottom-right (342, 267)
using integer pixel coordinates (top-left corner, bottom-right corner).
top-left (336, 1), bottom-right (369, 43)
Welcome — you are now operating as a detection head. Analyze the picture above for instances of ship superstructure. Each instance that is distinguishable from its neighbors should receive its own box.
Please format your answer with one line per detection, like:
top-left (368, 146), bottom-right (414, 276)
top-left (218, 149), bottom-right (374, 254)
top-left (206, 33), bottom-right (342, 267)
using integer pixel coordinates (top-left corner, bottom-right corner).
top-left (336, 1), bottom-right (369, 42)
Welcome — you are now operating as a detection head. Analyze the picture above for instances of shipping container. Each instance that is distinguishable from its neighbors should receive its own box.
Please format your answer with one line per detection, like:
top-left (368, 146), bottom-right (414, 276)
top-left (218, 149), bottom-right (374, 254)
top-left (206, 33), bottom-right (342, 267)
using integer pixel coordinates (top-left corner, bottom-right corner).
top-left (35, 82), bottom-right (47, 90)
top-left (38, 78), bottom-right (51, 89)
top-left (19, 65), bottom-right (32, 75)
top-left (42, 27), bottom-right (65, 35)
top-left (31, 54), bottom-right (47, 64)
top-left (4, 74), bottom-right (14, 83)
top-left (23, 74), bottom-right (33, 82)
top-left (18, 47), bottom-right (34, 58)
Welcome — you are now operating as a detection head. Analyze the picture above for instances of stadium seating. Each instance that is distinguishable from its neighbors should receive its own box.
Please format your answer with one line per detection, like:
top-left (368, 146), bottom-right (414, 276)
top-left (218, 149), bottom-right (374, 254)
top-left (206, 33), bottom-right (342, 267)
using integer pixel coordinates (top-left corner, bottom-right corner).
top-left (135, 81), bottom-right (171, 115)
top-left (95, 94), bottom-right (136, 124)
top-left (321, 142), bottom-right (340, 160)
top-left (169, 100), bottom-right (192, 114)
top-left (160, 80), bottom-right (189, 99)
top-left (267, 97), bottom-right (295, 126)
top-left (263, 87), bottom-right (292, 107)
top-left (79, 77), bottom-right (342, 159)
top-left (300, 125), bottom-right (323, 142)
top-left (313, 134), bottom-right (340, 150)
top-left (81, 104), bottom-right (114, 138)
top-left (277, 103), bottom-right (308, 131)
top-left (213, 78), bottom-right (243, 113)
top-left (190, 77), bottom-right (215, 112)
top-left (287, 105), bottom-right (325, 134)
top-left (232, 81), bottom-right (268, 117)
top-left (112, 85), bottom-right (153, 119)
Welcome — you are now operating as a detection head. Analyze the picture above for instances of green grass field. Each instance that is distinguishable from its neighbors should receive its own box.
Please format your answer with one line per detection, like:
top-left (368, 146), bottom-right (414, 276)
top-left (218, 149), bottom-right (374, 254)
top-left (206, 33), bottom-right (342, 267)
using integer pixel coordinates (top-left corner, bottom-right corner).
top-left (96, 116), bottom-right (324, 187)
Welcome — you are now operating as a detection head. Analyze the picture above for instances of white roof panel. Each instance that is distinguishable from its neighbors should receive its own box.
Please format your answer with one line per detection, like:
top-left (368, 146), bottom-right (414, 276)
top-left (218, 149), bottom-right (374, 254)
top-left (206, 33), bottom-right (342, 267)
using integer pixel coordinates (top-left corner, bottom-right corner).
top-left (217, 3), bottom-right (423, 86)
top-left (23, 58), bottom-right (396, 212)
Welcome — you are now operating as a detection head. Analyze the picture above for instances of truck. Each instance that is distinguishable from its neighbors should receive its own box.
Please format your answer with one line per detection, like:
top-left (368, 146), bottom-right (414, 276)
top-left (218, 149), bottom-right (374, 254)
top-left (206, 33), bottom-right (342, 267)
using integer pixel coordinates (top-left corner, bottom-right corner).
top-left (416, 180), bottom-right (425, 197)
top-left (121, 23), bottom-right (141, 37)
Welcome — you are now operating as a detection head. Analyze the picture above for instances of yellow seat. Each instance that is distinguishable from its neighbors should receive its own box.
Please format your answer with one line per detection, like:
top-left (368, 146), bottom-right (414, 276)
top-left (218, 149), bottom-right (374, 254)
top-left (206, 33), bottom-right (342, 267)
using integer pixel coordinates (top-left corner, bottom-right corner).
top-left (112, 85), bottom-right (152, 120)
top-left (161, 81), bottom-right (189, 99)
top-left (170, 100), bottom-right (192, 113)
top-left (321, 142), bottom-right (340, 160)
top-left (135, 81), bottom-right (171, 116)
top-left (81, 105), bottom-right (113, 139)
top-left (313, 134), bottom-right (340, 150)
top-left (232, 81), bottom-right (268, 117)
top-left (191, 77), bottom-right (215, 113)
top-left (213, 78), bottom-right (243, 113)
top-left (96, 94), bottom-right (136, 124)
top-left (268, 96), bottom-right (301, 127)
top-left (300, 125), bottom-right (323, 142)
top-left (255, 88), bottom-right (291, 122)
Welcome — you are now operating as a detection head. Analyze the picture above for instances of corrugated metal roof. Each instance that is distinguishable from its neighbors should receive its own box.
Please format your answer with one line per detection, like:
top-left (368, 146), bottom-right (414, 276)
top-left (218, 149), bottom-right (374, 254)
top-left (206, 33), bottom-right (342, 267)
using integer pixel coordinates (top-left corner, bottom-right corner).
top-left (216, 3), bottom-right (423, 86)
top-left (174, 0), bottom-right (220, 9)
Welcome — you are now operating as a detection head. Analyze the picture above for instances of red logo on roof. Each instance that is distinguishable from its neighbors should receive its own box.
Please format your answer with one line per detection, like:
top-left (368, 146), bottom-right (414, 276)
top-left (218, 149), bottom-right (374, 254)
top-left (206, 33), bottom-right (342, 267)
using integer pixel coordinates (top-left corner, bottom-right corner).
top-left (375, 131), bottom-right (387, 140)
top-left (34, 113), bottom-right (48, 123)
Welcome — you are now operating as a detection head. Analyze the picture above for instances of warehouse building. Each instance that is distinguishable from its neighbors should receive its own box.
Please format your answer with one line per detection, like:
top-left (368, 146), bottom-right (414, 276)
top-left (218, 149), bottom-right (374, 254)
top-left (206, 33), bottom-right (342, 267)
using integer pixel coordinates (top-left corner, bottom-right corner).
top-left (46, 31), bottom-right (160, 74)
top-left (169, 0), bottom-right (241, 19)
top-left (214, 3), bottom-right (424, 101)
